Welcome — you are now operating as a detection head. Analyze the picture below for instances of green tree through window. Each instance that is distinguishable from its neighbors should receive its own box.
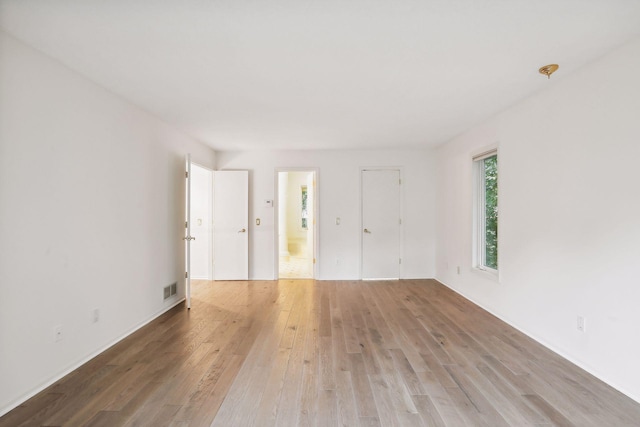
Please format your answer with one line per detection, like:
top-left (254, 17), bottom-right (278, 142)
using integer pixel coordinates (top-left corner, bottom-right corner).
top-left (484, 155), bottom-right (498, 269)
top-left (301, 185), bottom-right (308, 229)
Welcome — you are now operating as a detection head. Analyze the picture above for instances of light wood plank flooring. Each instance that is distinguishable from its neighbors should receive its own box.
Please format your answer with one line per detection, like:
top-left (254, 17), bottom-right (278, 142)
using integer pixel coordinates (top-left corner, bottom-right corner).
top-left (2, 279), bottom-right (640, 426)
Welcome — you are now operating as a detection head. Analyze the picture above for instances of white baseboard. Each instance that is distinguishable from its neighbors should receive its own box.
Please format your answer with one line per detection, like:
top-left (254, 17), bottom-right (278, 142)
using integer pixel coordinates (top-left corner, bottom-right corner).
top-left (0, 297), bottom-right (186, 418)
top-left (433, 277), bottom-right (640, 405)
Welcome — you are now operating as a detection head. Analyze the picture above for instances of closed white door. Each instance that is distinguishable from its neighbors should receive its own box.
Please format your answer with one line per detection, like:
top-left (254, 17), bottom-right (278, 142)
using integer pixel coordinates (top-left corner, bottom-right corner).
top-left (361, 169), bottom-right (401, 279)
top-left (214, 171), bottom-right (249, 280)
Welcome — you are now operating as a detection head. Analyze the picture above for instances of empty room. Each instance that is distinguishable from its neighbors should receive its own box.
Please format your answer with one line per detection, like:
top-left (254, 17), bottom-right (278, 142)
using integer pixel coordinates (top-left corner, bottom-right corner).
top-left (2, 1), bottom-right (640, 426)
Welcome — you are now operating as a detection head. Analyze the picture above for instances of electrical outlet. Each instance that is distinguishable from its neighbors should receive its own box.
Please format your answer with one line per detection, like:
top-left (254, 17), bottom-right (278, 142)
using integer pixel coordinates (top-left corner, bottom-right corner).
top-left (577, 316), bottom-right (586, 332)
top-left (457, 266), bottom-right (461, 275)
top-left (92, 308), bottom-right (100, 323)
top-left (54, 325), bottom-right (63, 342)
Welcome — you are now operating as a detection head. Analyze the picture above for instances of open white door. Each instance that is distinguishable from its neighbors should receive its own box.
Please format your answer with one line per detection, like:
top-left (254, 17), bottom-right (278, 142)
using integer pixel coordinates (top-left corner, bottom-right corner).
top-left (214, 171), bottom-right (249, 280)
top-left (184, 154), bottom-right (195, 309)
top-left (190, 164), bottom-right (213, 280)
top-left (361, 169), bottom-right (401, 279)
top-left (306, 172), bottom-right (315, 278)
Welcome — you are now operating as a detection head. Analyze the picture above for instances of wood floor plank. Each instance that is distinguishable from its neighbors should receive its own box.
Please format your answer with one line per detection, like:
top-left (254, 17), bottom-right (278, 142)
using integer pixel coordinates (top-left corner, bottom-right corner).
top-left (335, 370), bottom-right (360, 427)
top-left (416, 370), bottom-right (468, 426)
top-left (254, 347), bottom-right (292, 425)
top-left (317, 389), bottom-right (339, 426)
top-left (348, 353), bottom-right (379, 418)
top-left (390, 348), bottom-right (426, 395)
top-left (475, 361), bottom-right (548, 425)
top-left (330, 307), bottom-right (351, 374)
top-left (411, 394), bottom-right (447, 427)
top-left (297, 295), bottom-right (321, 426)
top-left (445, 364), bottom-right (511, 427)
top-left (367, 374), bottom-right (402, 426)
top-left (274, 283), bottom-right (312, 426)
top-left (523, 394), bottom-right (576, 427)
top-left (3, 279), bottom-right (640, 427)
top-left (180, 354), bottom-right (245, 426)
top-left (82, 410), bottom-right (124, 427)
top-left (0, 393), bottom-right (64, 427)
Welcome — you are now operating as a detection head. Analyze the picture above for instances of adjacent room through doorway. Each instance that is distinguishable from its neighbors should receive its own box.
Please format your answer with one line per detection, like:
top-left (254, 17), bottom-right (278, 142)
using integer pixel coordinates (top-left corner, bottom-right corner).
top-left (277, 170), bottom-right (316, 279)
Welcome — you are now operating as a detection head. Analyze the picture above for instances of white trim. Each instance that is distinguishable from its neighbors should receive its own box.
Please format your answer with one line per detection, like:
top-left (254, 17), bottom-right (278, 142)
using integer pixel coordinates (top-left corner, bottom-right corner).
top-left (0, 298), bottom-right (186, 418)
top-left (471, 143), bottom-right (499, 161)
top-left (471, 265), bottom-right (500, 282)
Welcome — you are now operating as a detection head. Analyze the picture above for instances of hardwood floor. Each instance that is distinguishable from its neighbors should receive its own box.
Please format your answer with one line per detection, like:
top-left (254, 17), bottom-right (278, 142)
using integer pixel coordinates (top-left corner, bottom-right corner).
top-left (2, 279), bottom-right (640, 426)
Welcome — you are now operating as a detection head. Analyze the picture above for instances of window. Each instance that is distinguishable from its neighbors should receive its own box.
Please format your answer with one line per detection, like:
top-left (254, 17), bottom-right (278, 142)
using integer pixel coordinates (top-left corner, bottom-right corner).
top-left (474, 150), bottom-right (498, 272)
top-left (301, 185), bottom-right (308, 229)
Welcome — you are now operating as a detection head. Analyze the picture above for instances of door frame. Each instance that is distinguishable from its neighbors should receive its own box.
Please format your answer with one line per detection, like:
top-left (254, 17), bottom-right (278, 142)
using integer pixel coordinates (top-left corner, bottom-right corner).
top-left (274, 168), bottom-right (320, 280)
top-left (360, 167), bottom-right (404, 280)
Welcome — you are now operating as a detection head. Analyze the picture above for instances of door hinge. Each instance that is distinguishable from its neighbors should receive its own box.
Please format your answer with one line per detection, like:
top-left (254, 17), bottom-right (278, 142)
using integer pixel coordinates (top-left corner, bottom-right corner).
top-left (185, 171), bottom-right (189, 178)
top-left (399, 218), bottom-right (402, 225)
top-left (399, 258), bottom-right (402, 264)
top-left (185, 271), bottom-right (188, 278)
top-left (399, 178), bottom-right (402, 185)
top-left (185, 221), bottom-right (188, 228)
top-left (313, 258), bottom-right (316, 264)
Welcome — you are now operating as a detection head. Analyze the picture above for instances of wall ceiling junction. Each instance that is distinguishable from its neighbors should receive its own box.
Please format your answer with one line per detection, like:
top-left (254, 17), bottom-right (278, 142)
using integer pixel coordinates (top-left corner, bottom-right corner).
top-left (1, 0), bottom-right (640, 151)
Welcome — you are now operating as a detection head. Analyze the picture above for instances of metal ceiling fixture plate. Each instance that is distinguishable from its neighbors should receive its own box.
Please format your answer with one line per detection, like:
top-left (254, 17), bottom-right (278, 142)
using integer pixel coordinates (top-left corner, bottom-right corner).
top-left (539, 64), bottom-right (559, 79)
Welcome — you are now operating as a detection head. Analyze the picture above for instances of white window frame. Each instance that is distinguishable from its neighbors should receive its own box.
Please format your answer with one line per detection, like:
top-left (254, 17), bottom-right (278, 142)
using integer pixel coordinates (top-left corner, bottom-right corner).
top-left (473, 148), bottom-right (498, 277)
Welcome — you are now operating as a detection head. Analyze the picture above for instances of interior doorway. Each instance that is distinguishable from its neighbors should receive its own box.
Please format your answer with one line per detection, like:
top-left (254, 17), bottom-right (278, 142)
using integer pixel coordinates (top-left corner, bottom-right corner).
top-left (276, 170), bottom-right (317, 279)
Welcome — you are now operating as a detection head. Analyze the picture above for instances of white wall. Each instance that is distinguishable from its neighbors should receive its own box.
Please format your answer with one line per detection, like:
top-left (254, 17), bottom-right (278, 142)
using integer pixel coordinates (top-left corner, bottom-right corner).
top-left (0, 32), bottom-right (216, 415)
top-left (217, 150), bottom-right (436, 280)
top-left (435, 36), bottom-right (640, 402)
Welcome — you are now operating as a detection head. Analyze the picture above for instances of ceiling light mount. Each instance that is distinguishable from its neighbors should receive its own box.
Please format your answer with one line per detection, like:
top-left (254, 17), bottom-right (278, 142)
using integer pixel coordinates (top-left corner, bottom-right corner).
top-left (539, 64), bottom-right (559, 79)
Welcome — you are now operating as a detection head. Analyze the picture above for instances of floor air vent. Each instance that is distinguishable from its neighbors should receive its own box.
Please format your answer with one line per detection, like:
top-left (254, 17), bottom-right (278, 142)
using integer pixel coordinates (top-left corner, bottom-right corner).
top-left (164, 282), bottom-right (178, 300)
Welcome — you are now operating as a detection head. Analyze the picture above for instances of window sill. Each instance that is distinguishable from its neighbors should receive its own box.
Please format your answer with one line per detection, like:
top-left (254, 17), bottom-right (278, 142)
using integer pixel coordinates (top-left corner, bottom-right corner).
top-left (472, 266), bottom-right (500, 283)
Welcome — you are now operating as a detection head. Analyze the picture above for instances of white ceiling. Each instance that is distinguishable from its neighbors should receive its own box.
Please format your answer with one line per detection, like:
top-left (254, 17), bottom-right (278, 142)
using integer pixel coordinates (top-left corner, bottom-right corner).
top-left (2, 1), bottom-right (640, 151)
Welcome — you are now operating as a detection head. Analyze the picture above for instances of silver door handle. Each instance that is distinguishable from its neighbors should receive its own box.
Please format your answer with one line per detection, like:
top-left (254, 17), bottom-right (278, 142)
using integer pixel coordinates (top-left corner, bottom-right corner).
top-left (238, 228), bottom-right (246, 233)
top-left (183, 236), bottom-right (195, 241)
top-left (364, 229), bottom-right (371, 234)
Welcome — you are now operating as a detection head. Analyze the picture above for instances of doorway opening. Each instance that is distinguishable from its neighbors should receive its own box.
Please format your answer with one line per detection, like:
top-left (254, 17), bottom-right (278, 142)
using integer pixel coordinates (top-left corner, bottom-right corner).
top-left (276, 170), bottom-right (317, 279)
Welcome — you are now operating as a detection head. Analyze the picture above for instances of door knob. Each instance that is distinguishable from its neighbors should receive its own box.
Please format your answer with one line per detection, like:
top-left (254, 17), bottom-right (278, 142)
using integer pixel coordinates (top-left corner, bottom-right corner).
top-left (238, 228), bottom-right (246, 233)
top-left (364, 229), bottom-right (371, 234)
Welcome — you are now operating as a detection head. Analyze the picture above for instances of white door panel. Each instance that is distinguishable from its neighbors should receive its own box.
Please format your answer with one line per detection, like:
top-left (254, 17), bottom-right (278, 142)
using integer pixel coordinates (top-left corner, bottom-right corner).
top-left (306, 172), bottom-right (315, 278)
top-left (214, 171), bottom-right (249, 280)
top-left (184, 154), bottom-right (193, 308)
top-left (190, 164), bottom-right (213, 280)
top-left (362, 169), bottom-right (400, 279)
